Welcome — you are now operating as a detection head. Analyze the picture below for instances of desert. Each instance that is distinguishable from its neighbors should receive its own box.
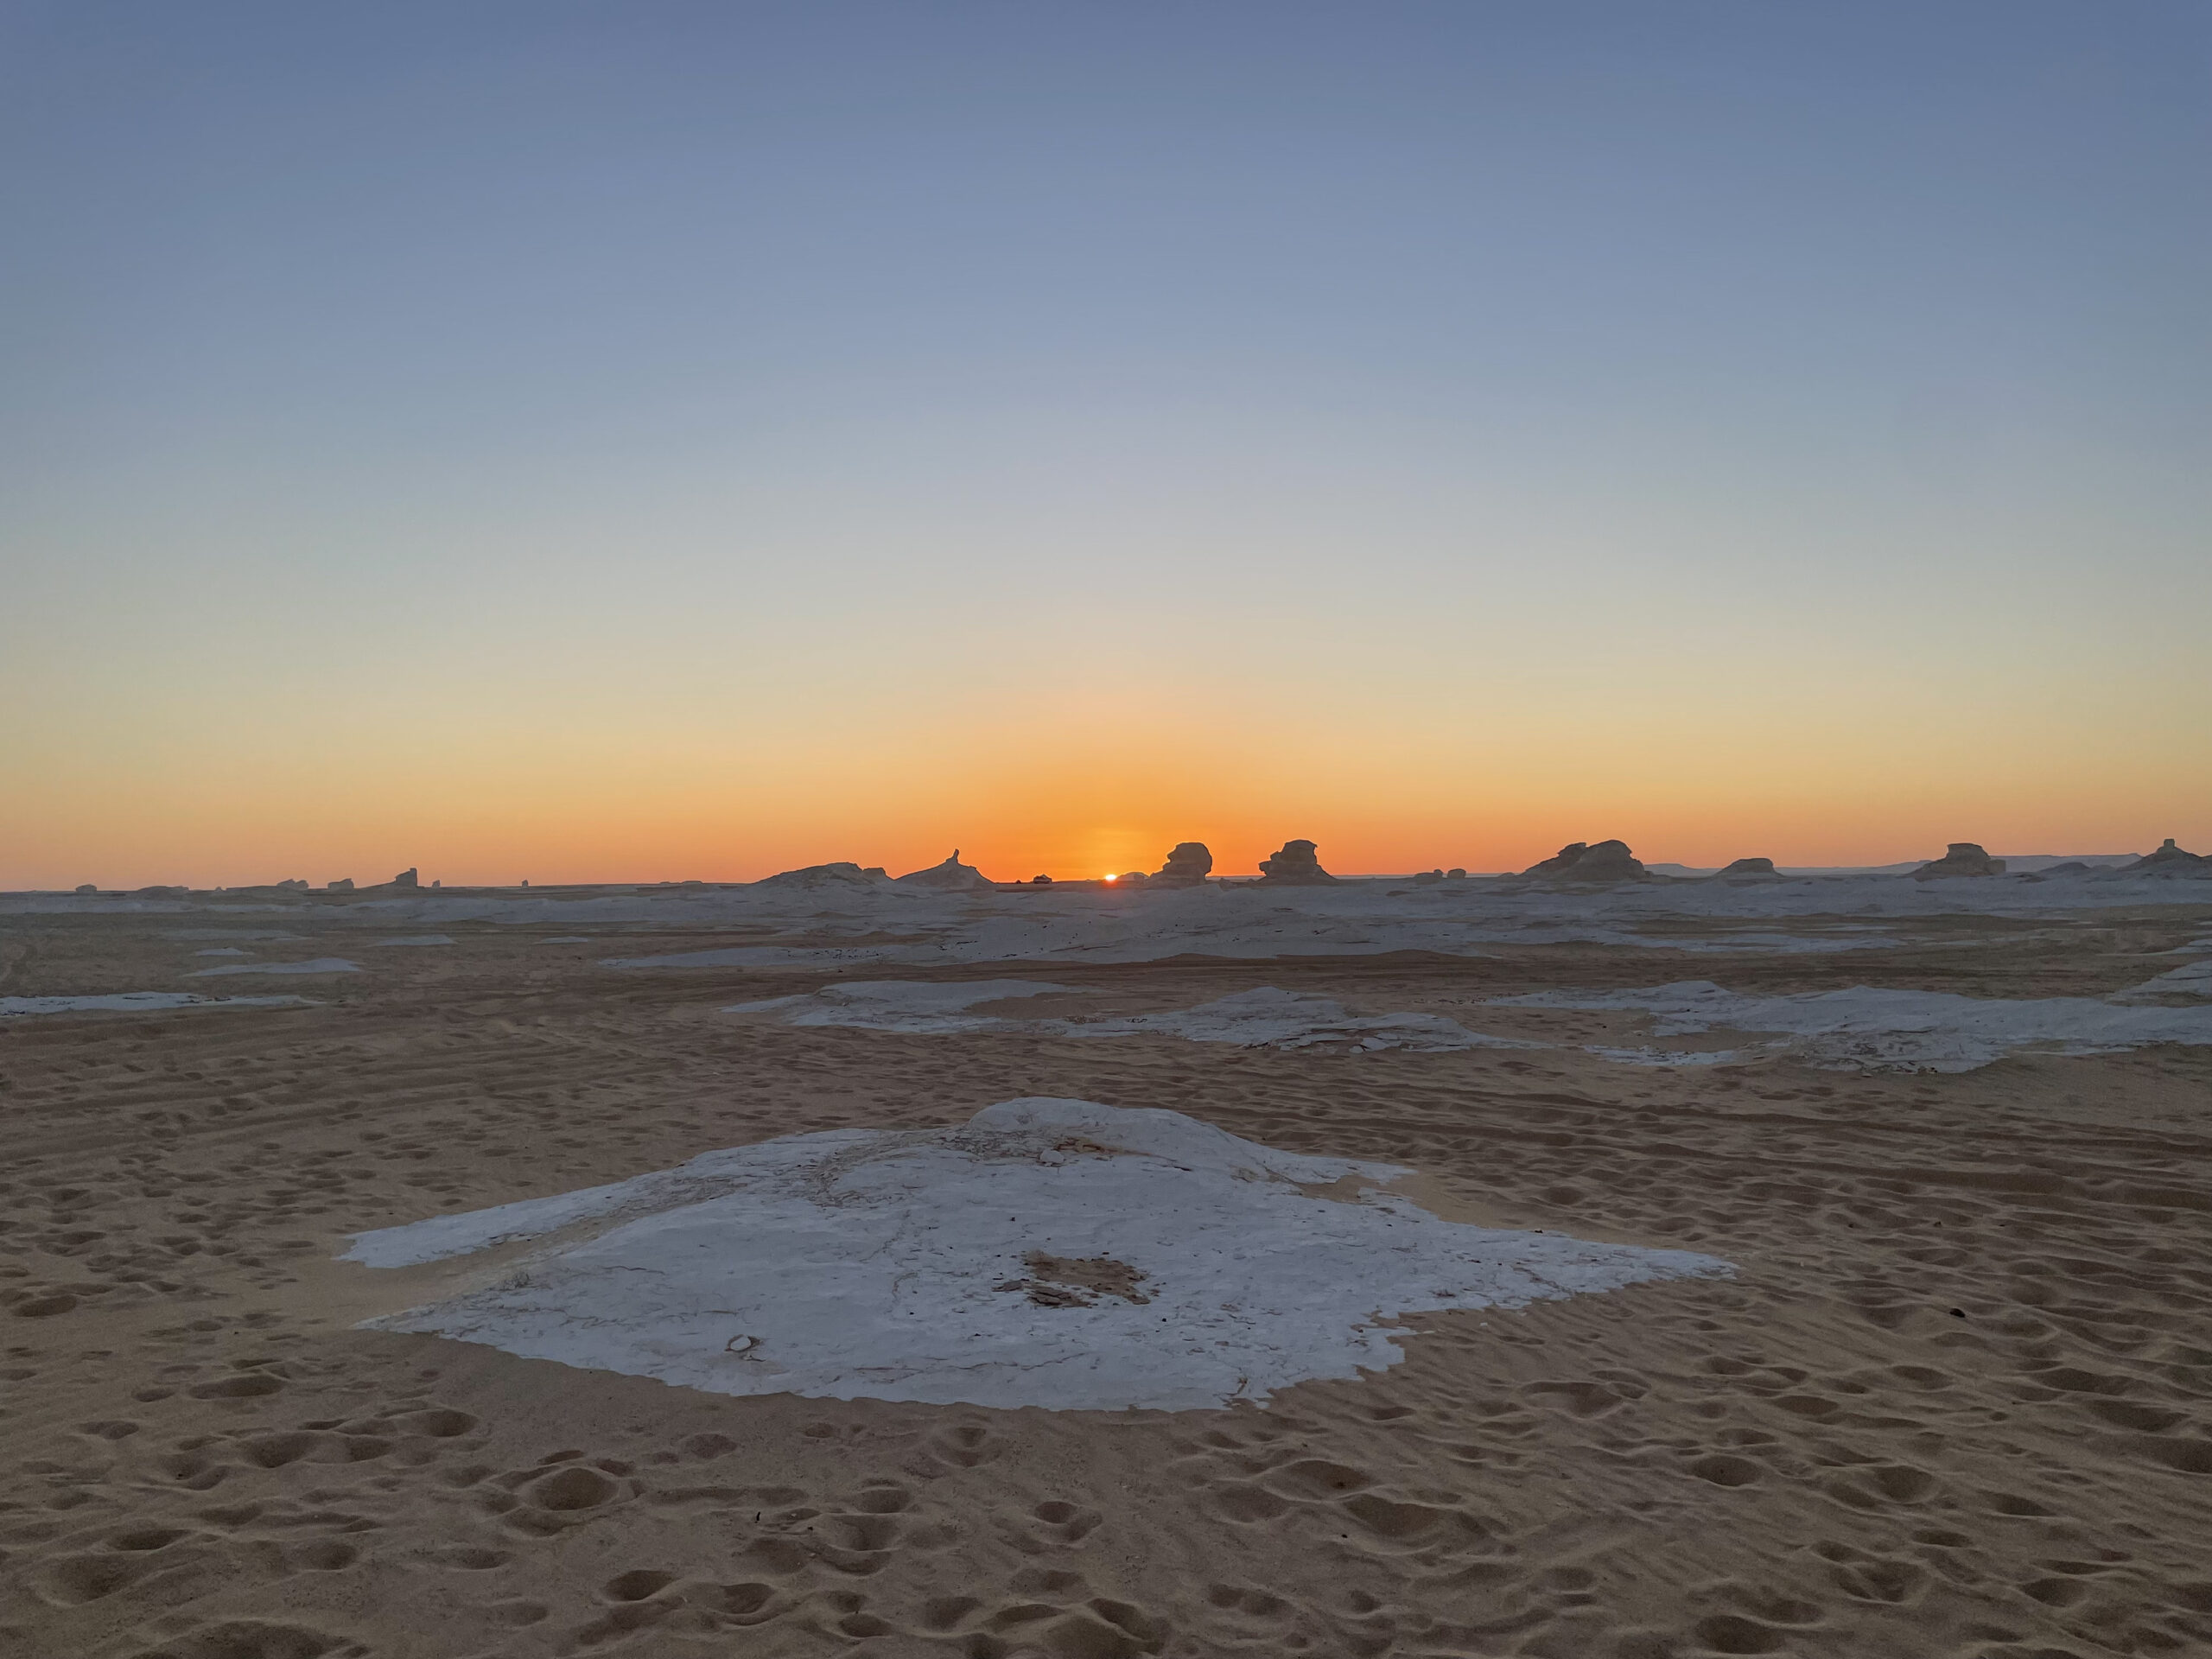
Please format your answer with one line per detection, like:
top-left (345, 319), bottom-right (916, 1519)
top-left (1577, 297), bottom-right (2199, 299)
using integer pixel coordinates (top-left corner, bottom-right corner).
top-left (5, 848), bottom-right (2212, 1658)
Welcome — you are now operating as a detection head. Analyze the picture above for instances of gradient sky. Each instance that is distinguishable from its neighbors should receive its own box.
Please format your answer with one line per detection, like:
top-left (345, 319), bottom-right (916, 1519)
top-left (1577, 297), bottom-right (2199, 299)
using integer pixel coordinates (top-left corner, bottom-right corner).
top-left (4, 3), bottom-right (2208, 887)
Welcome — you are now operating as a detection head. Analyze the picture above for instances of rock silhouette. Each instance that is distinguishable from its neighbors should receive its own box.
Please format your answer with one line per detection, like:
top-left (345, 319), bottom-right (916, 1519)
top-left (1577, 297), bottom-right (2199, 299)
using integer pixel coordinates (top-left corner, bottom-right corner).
top-left (1913, 842), bottom-right (2005, 880)
top-left (895, 850), bottom-right (995, 892)
top-left (2127, 838), bottom-right (2208, 875)
top-left (1715, 857), bottom-right (1779, 879)
top-left (1151, 842), bottom-right (1214, 887)
top-left (1523, 841), bottom-right (1647, 882)
top-left (327, 878), bottom-right (354, 892)
top-left (1257, 839), bottom-right (1338, 885)
top-left (391, 868), bottom-right (420, 889)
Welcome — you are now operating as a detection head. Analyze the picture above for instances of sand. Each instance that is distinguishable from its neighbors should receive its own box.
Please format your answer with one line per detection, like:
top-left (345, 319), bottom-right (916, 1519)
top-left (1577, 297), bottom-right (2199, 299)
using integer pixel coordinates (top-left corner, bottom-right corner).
top-left (4, 876), bottom-right (2212, 1657)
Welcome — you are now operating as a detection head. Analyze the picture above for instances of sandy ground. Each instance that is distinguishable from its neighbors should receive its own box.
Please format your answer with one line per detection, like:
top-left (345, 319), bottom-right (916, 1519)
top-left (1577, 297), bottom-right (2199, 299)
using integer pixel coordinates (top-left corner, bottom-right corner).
top-left (4, 902), bottom-right (2212, 1658)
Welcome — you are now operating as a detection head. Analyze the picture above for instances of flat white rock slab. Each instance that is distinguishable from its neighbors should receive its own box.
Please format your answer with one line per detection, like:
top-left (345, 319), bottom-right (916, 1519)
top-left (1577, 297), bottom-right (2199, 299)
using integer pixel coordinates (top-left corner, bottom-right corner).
top-left (343, 1099), bottom-right (1726, 1411)
top-left (726, 982), bottom-right (1533, 1052)
top-left (0, 992), bottom-right (314, 1017)
top-left (187, 957), bottom-right (359, 977)
top-left (1493, 980), bottom-right (2212, 1071)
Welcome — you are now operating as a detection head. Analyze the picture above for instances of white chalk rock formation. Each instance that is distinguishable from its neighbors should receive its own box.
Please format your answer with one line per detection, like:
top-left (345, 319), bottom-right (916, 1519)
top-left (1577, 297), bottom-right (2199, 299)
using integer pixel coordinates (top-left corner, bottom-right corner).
top-left (2127, 838), bottom-right (2209, 875)
top-left (1912, 842), bottom-right (2005, 879)
top-left (1523, 840), bottom-right (1647, 882)
top-left (1151, 842), bottom-right (1214, 887)
top-left (753, 861), bottom-right (893, 891)
top-left (327, 878), bottom-right (354, 892)
top-left (895, 850), bottom-right (995, 892)
top-left (1714, 857), bottom-right (1779, 880)
top-left (343, 1099), bottom-right (1725, 1411)
top-left (391, 868), bottom-right (420, 889)
top-left (1257, 839), bottom-right (1338, 885)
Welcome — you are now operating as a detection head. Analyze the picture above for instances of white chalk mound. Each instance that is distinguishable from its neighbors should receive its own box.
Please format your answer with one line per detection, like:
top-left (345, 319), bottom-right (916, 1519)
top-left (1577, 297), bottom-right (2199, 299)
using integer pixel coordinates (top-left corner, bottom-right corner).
top-left (1494, 980), bottom-right (2212, 1071)
top-left (342, 1099), bottom-right (1725, 1411)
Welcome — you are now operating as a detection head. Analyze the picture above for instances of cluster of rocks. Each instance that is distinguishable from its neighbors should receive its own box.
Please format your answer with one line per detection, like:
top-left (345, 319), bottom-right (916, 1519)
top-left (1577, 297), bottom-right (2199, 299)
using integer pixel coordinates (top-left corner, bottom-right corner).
top-left (1409, 868), bottom-right (1468, 886)
top-left (1522, 841), bottom-right (1647, 883)
top-left (1912, 842), bottom-right (2005, 880)
top-left (1257, 839), bottom-right (1338, 886)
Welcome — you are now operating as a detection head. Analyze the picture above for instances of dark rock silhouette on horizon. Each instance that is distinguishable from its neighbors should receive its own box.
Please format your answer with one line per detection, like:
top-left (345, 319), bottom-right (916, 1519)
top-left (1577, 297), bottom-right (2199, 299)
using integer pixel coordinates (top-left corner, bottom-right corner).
top-left (1913, 842), bottom-right (2005, 880)
top-left (1523, 840), bottom-right (1646, 882)
top-left (1151, 842), bottom-right (1214, 887)
top-left (73, 883), bottom-right (97, 895)
top-left (1715, 857), bottom-right (1779, 879)
top-left (391, 868), bottom-right (420, 889)
top-left (1257, 839), bottom-right (1338, 885)
top-left (2127, 838), bottom-right (2208, 875)
top-left (895, 850), bottom-right (995, 892)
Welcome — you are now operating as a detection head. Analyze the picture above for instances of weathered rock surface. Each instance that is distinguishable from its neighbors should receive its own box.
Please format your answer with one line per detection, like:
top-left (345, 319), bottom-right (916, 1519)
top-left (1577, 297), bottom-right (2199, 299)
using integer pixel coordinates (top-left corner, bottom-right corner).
top-left (1523, 840), bottom-right (1647, 882)
top-left (2127, 838), bottom-right (2209, 875)
top-left (895, 850), bottom-right (995, 892)
top-left (1715, 857), bottom-right (1779, 879)
top-left (1913, 842), bottom-right (2005, 880)
top-left (1257, 839), bottom-right (1338, 885)
top-left (758, 861), bottom-right (894, 891)
top-left (1151, 842), bottom-right (1214, 887)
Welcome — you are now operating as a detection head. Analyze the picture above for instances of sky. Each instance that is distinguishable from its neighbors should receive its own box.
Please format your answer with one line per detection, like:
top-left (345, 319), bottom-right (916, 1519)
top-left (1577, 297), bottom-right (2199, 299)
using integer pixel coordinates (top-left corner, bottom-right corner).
top-left (3, 2), bottom-right (2208, 887)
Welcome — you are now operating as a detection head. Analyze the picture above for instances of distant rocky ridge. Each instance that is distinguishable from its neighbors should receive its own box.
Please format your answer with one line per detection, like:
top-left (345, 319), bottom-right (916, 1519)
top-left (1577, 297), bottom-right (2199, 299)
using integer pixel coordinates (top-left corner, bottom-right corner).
top-left (1913, 843), bottom-right (2005, 880)
top-left (1257, 839), bottom-right (1338, 885)
top-left (1523, 841), bottom-right (1647, 883)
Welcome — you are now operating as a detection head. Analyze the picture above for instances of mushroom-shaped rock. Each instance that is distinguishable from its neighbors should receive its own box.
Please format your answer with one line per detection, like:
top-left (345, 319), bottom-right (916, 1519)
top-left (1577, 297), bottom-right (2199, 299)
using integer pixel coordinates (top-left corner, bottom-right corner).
top-left (1714, 857), bottom-right (1779, 880)
top-left (1523, 840), bottom-right (1646, 882)
top-left (895, 850), bottom-right (995, 892)
top-left (1912, 842), bottom-right (2005, 880)
top-left (1257, 839), bottom-right (1339, 885)
top-left (2126, 838), bottom-right (2209, 875)
top-left (1151, 842), bottom-right (1214, 887)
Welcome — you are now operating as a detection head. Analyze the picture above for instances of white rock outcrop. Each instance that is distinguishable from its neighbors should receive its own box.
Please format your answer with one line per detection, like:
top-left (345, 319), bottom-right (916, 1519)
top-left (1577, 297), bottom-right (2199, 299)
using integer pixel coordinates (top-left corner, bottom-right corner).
top-left (343, 1099), bottom-right (1726, 1411)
